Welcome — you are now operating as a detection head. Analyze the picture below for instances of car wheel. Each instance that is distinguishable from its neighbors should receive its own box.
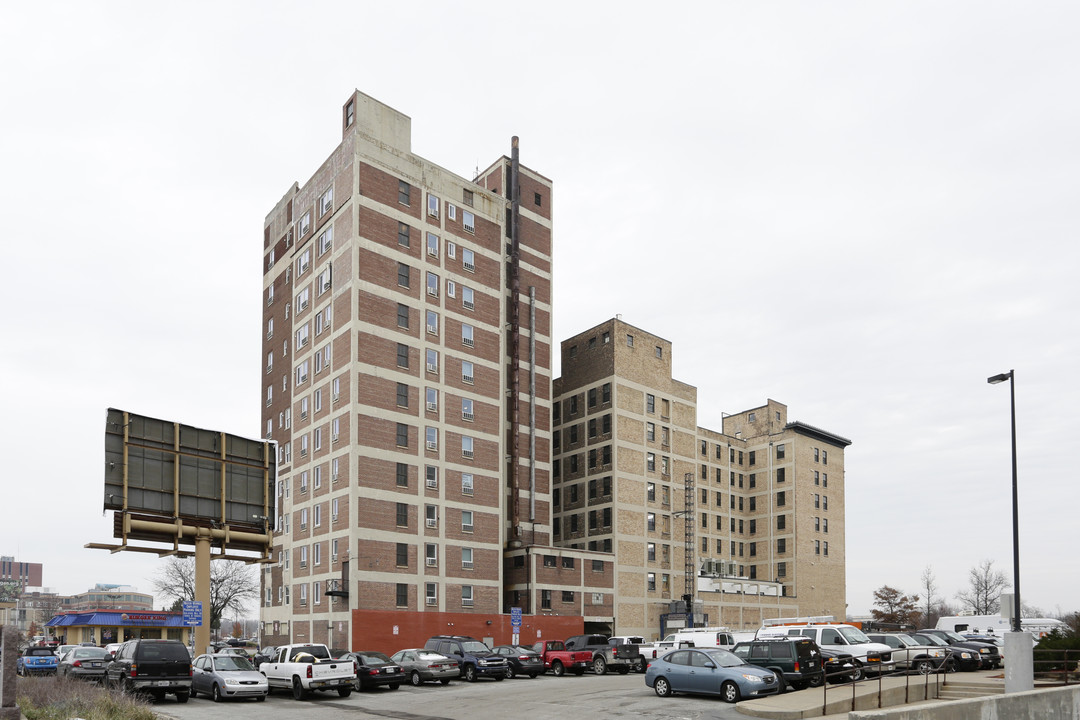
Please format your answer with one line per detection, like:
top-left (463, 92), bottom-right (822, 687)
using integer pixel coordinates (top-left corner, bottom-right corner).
top-left (440, 678), bottom-right (451, 685)
top-left (213, 684), bottom-right (223, 702)
top-left (808, 670), bottom-right (824, 688)
top-left (653, 676), bottom-right (672, 697)
top-left (914, 660), bottom-right (933, 675)
top-left (463, 664), bottom-right (477, 682)
top-left (410, 670), bottom-right (423, 686)
top-left (850, 661), bottom-right (865, 682)
top-left (775, 673), bottom-right (787, 693)
top-left (189, 687), bottom-right (198, 699)
top-left (175, 691), bottom-right (189, 704)
top-left (593, 656), bottom-right (607, 675)
top-left (617, 666), bottom-right (629, 675)
top-left (256, 694), bottom-right (266, 702)
top-left (944, 659), bottom-right (957, 674)
top-left (721, 680), bottom-right (741, 703)
top-left (338, 686), bottom-right (352, 697)
top-left (552, 660), bottom-right (565, 677)
top-left (505, 665), bottom-right (516, 679)
top-left (292, 676), bottom-right (308, 700)
top-left (635, 657), bottom-right (646, 673)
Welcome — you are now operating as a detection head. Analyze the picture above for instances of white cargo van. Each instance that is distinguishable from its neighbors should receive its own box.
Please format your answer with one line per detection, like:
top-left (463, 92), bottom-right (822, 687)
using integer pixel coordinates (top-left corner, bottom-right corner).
top-left (669, 627), bottom-right (736, 650)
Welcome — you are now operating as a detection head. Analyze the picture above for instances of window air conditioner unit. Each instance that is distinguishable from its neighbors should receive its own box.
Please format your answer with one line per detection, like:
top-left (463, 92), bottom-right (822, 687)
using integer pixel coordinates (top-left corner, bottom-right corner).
top-left (426, 558), bottom-right (437, 567)
top-left (426, 597), bottom-right (437, 605)
top-left (426, 402), bottom-right (437, 411)
top-left (426, 441), bottom-right (438, 450)
top-left (462, 561), bottom-right (473, 569)
top-left (426, 518), bottom-right (437, 527)
top-left (426, 363), bottom-right (438, 373)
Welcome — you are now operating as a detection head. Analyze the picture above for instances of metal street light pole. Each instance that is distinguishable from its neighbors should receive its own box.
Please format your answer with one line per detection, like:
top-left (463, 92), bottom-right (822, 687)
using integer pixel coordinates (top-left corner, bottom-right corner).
top-left (987, 370), bottom-right (1019, 632)
top-left (988, 369), bottom-right (1031, 693)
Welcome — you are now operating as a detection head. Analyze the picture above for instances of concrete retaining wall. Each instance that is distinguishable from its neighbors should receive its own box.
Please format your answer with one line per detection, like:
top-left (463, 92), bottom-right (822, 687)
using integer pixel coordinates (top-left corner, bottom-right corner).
top-left (850, 683), bottom-right (1080, 720)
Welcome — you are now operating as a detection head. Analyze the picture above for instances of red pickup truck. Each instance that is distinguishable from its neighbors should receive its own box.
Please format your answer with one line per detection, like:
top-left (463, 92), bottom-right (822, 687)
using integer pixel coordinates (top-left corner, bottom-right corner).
top-left (531, 640), bottom-right (591, 676)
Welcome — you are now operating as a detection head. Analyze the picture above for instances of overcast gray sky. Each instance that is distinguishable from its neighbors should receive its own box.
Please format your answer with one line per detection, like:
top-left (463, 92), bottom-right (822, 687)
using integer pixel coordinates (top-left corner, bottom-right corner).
top-left (3, 1), bottom-right (1077, 621)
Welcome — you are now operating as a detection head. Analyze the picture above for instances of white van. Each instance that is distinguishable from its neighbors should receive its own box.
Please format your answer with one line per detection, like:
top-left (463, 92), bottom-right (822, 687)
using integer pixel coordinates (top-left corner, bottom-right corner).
top-left (669, 627), bottom-right (736, 650)
top-left (936, 615), bottom-right (1067, 639)
top-left (759, 623), bottom-right (895, 679)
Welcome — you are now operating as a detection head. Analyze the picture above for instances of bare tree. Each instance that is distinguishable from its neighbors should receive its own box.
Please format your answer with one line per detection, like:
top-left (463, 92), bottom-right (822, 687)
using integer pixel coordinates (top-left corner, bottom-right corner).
top-left (919, 566), bottom-right (940, 627)
top-left (152, 557), bottom-right (258, 631)
top-left (955, 559), bottom-right (1009, 615)
top-left (871, 585), bottom-right (921, 626)
top-left (0, 580), bottom-right (21, 603)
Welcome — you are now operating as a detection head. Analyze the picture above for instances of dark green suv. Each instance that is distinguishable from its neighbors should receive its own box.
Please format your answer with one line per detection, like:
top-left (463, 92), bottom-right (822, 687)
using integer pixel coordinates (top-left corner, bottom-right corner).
top-left (731, 637), bottom-right (822, 691)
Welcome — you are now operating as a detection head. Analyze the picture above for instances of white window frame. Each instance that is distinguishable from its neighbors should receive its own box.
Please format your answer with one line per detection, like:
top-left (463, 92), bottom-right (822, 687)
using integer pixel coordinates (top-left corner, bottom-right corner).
top-left (462, 210), bottom-right (475, 233)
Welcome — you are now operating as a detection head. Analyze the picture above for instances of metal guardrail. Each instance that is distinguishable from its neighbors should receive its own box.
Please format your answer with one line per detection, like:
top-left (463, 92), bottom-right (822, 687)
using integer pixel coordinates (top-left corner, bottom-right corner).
top-left (820, 650), bottom-right (951, 714)
top-left (1033, 648), bottom-right (1080, 685)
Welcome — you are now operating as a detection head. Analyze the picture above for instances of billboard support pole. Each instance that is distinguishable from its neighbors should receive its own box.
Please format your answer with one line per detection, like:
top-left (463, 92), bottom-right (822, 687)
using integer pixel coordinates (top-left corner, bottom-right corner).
top-left (195, 531), bottom-right (211, 655)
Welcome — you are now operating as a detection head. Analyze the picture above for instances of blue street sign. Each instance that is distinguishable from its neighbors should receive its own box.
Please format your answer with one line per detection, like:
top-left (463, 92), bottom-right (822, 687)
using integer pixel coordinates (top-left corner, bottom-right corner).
top-left (182, 600), bottom-right (203, 627)
top-left (510, 606), bottom-right (522, 627)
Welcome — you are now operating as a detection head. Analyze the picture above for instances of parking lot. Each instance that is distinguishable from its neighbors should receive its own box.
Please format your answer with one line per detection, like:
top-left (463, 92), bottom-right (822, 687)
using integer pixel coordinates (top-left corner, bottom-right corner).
top-left (157, 671), bottom-right (750, 720)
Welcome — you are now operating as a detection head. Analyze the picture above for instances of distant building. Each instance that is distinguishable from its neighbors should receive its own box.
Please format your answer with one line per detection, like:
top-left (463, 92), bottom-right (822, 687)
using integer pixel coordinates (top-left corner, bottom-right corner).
top-left (552, 318), bottom-right (850, 637)
top-left (1, 555), bottom-right (42, 591)
top-left (69, 584), bottom-right (154, 612)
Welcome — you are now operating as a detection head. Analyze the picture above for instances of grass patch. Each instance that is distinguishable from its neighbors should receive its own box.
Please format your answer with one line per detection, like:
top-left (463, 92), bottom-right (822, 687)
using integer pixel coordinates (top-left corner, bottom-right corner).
top-left (17, 674), bottom-right (156, 720)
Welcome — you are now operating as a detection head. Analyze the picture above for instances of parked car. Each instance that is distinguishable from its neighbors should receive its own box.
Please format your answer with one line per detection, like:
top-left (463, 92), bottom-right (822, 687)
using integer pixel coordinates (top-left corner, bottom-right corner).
top-left (424, 636), bottom-right (507, 682)
top-left (865, 633), bottom-right (948, 674)
top-left (341, 651), bottom-right (405, 691)
top-left (910, 633), bottom-right (980, 672)
top-left (645, 647), bottom-right (780, 702)
top-left (103, 643), bottom-right (123, 658)
top-left (389, 648), bottom-right (459, 686)
top-left (57, 646), bottom-right (111, 682)
top-left (491, 645), bottom-right (543, 678)
top-left (260, 643), bottom-right (355, 699)
top-left (815, 648), bottom-right (859, 685)
top-left (252, 646), bottom-right (277, 669)
top-left (731, 637), bottom-right (823, 691)
top-left (17, 646), bottom-right (59, 676)
top-left (55, 644), bottom-right (78, 659)
top-left (191, 653), bottom-right (268, 702)
top-left (104, 639), bottom-right (192, 703)
top-left (917, 629), bottom-right (1001, 669)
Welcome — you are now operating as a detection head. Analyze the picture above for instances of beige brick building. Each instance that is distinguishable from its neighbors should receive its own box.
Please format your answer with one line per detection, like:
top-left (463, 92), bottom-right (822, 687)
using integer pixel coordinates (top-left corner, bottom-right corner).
top-left (552, 318), bottom-right (850, 638)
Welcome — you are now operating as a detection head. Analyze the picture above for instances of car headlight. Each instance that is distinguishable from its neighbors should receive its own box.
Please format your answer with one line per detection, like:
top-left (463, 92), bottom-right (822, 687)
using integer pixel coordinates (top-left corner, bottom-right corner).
top-left (741, 674), bottom-right (764, 682)
top-left (225, 679), bottom-right (240, 685)
top-left (930, 650), bottom-right (944, 657)
top-left (979, 648), bottom-right (991, 654)
top-left (961, 652), bottom-right (973, 659)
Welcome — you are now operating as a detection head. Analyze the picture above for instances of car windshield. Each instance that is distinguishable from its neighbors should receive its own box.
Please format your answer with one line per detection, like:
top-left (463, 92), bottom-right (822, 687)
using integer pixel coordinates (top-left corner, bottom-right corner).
top-left (214, 656), bottom-right (255, 671)
top-left (942, 631), bottom-right (969, 643)
top-left (705, 649), bottom-right (745, 668)
top-left (914, 634), bottom-right (946, 647)
top-left (838, 627), bottom-right (872, 644)
top-left (28, 649), bottom-right (55, 656)
top-left (461, 642), bottom-right (490, 653)
top-left (73, 648), bottom-right (108, 659)
top-left (895, 634), bottom-right (918, 646)
top-left (513, 646), bottom-right (536, 655)
top-left (417, 651), bottom-right (446, 660)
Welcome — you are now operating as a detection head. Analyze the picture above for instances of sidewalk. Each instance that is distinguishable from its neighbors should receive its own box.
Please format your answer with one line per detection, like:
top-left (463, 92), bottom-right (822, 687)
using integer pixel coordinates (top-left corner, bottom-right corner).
top-left (735, 670), bottom-right (1005, 720)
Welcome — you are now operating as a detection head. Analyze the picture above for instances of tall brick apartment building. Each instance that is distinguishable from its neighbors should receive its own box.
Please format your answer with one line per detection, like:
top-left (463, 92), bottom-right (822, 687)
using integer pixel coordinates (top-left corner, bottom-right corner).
top-left (552, 319), bottom-right (851, 638)
top-left (259, 92), bottom-right (614, 650)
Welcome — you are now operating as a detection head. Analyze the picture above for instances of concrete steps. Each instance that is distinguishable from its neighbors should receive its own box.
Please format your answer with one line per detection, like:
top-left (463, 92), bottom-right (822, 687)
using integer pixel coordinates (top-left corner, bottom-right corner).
top-left (937, 680), bottom-right (1005, 701)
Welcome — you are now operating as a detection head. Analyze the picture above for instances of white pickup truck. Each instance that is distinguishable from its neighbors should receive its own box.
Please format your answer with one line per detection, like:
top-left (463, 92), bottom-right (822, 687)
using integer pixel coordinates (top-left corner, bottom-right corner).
top-left (260, 643), bottom-right (356, 700)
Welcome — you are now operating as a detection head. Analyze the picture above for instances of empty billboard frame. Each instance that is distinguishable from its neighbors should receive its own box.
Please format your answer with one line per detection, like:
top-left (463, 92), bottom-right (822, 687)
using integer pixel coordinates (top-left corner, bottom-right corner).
top-left (103, 408), bottom-right (275, 556)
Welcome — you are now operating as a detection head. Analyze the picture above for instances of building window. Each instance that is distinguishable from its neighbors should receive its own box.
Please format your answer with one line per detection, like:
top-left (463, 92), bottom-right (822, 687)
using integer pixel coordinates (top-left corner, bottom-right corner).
top-left (541, 589), bottom-right (551, 610)
top-left (655, 345), bottom-right (662, 358)
top-left (426, 387), bottom-right (438, 412)
top-left (427, 310), bottom-right (439, 336)
top-left (777, 538), bottom-right (786, 554)
top-left (777, 491), bottom-right (786, 507)
top-left (345, 99), bottom-right (355, 127)
top-left (824, 541), bottom-right (829, 556)
top-left (462, 210), bottom-right (475, 233)
top-left (462, 473), bottom-right (474, 495)
top-left (396, 543), bottom-right (408, 567)
top-left (397, 343), bottom-right (409, 369)
top-left (646, 453), bottom-right (655, 472)
top-left (399, 180), bottom-right (411, 205)
top-left (396, 462), bottom-right (409, 487)
top-left (396, 423), bottom-right (409, 448)
top-left (462, 248), bottom-right (475, 272)
top-left (396, 503), bottom-right (408, 527)
top-left (426, 426), bottom-right (438, 451)
top-left (647, 573), bottom-right (656, 591)
top-left (647, 482), bottom-right (655, 502)
top-left (426, 582), bottom-right (437, 605)
top-left (646, 394), bottom-right (655, 414)
top-left (397, 303), bottom-right (410, 329)
top-left (647, 512), bottom-right (656, 532)
top-left (396, 583), bottom-right (408, 607)
top-left (427, 194), bottom-right (439, 218)
top-left (462, 547), bottom-right (473, 569)
top-left (426, 231), bottom-right (439, 257)
top-left (815, 540), bottom-right (821, 555)
top-left (776, 443), bottom-right (785, 459)
top-left (397, 382), bottom-right (409, 408)
top-left (462, 436), bottom-right (474, 459)
top-left (398, 222), bottom-right (411, 248)
top-left (777, 514), bottom-right (786, 530)
top-left (776, 467), bottom-right (786, 483)
top-left (646, 422), bottom-right (655, 442)
top-left (398, 262), bottom-right (410, 288)
top-left (462, 398), bottom-right (473, 421)
top-left (318, 186), bottom-right (333, 217)
top-left (647, 543), bottom-right (656, 561)
top-left (462, 323), bottom-right (474, 347)
top-left (462, 361), bottom-right (474, 384)
top-left (462, 188), bottom-right (474, 207)
top-left (462, 510), bottom-right (474, 533)
top-left (627, 334), bottom-right (634, 347)
top-left (462, 286), bottom-right (474, 310)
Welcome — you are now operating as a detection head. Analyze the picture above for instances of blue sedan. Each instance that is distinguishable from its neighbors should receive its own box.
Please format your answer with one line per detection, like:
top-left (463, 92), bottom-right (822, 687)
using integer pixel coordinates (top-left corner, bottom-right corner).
top-left (645, 648), bottom-right (780, 702)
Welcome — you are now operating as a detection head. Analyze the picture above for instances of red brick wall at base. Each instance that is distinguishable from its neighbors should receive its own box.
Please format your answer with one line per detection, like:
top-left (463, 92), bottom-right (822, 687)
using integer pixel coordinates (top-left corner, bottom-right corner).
top-left (350, 610), bottom-right (584, 655)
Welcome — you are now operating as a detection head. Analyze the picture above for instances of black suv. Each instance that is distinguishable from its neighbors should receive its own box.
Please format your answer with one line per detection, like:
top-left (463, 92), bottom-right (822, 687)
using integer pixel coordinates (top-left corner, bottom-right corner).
top-left (917, 629), bottom-right (1001, 669)
top-left (105, 639), bottom-right (192, 703)
top-left (731, 637), bottom-right (822, 691)
top-left (423, 636), bottom-right (507, 682)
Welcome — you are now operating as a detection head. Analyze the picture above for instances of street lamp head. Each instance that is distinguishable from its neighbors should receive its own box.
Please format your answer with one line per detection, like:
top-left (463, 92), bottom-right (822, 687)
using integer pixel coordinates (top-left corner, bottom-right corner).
top-left (987, 371), bottom-right (1013, 385)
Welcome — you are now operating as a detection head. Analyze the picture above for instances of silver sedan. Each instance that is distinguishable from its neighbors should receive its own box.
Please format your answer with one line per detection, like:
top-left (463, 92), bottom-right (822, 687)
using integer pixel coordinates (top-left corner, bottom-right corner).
top-left (191, 653), bottom-right (268, 702)
top-left (390, 648), bottom-right (460, 686)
